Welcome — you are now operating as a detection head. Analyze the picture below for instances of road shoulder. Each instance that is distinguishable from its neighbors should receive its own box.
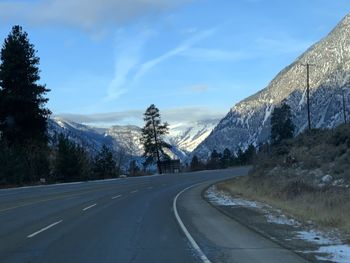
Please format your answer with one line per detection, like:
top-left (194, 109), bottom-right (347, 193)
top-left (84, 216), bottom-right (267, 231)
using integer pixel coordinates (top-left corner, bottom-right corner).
top-left (177, 182), bottom-right (310, 263)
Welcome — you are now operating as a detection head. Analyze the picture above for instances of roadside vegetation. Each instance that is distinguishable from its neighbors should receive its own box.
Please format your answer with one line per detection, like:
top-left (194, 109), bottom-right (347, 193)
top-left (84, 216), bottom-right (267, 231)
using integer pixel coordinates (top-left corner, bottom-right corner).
top-left (217, 101), bottom-right (350, 237)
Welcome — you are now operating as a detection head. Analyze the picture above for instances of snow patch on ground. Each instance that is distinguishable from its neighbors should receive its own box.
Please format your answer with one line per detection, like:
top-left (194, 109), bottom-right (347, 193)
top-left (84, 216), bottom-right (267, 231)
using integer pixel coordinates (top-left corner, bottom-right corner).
top-left (316, 245), bottom-right (350, 263)
top-left (206, 186), bottom-right (262, 208)
top-left (297, 230), bottom-right (335, 245)
top-left (266, 214), bottom-right (300, 226)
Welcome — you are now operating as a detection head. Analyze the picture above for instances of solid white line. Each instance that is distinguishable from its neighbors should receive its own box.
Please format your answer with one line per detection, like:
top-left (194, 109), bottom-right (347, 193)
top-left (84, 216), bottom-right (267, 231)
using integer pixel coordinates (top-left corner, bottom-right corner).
top-left (82, 203), bottom-right (97, 211)
top-left (130, 190), bottom-right (138, 194)
top-left (112, 194), bottom-right (122, 199)
top-left (27, 220), bottom-right (63, 238)
top-left (173, 184), bottom-right (211, 263)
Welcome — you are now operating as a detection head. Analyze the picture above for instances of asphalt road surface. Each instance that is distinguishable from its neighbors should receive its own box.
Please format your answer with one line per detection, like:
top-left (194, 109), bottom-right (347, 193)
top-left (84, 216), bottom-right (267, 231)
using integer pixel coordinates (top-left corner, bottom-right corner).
top-left (0, 168), bottom-right (249, 263)
top-left (1, 167), bottom-right (309, 263)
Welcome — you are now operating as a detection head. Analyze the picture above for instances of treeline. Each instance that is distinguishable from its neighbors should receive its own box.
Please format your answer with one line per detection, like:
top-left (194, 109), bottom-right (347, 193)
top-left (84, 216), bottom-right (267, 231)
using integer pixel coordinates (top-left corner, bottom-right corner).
top-left (0, 26), bottom-right (144, 187)
top-left (0, 135), bottom-right (127, 186)
top-left (189, 144), bottom-right (257, 171)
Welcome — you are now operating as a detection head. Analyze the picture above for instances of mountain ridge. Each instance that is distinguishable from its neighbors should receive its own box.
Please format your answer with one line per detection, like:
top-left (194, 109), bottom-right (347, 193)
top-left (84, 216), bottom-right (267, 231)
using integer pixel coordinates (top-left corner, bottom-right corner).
top-left (192, 13), bottom-right (350, 159)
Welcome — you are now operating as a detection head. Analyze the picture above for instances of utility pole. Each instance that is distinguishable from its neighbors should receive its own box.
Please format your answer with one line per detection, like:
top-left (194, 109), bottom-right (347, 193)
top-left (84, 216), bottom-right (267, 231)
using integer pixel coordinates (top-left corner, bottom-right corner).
top-left (302, 63), bottom-right (315, 131)
top-left (342, 88), bottom-right (347, 124)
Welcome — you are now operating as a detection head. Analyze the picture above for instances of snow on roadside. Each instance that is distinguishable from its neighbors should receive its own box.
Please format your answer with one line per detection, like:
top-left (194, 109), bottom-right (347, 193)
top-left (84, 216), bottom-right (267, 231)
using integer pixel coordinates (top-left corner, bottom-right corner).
top-left (297, 230), bottom-right (335, 245)
top-left (206, 185), bottom-right (350, 263)
top-left (206, 186), bottom-right (262, 208)
top-left (316, 245), bottom-right (350, 263)
top-left (265, 214), bottom-right (300, 226)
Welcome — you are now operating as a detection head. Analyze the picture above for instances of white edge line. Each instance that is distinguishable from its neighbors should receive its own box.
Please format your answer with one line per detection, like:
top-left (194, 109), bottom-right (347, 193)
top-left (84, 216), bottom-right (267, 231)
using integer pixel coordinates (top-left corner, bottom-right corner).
top-left (112, 194), bottom-right (122, 199)
top-left (27, 220), bottom-right (63, 238)
top-left (173, 184), bottom-right (212, 263)
top-left (82, 203), bottom-right (97, 211)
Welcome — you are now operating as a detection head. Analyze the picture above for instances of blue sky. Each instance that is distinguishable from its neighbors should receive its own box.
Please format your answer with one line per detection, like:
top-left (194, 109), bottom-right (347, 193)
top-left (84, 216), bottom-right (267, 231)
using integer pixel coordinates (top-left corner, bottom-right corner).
top-left (0, 0), bottom-right (349, 126)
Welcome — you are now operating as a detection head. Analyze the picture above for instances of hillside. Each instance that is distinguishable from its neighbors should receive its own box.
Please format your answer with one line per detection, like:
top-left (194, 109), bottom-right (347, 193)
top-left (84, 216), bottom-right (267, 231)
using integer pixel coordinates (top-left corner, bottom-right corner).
top-left (193, 13), bottom-right (350, 159)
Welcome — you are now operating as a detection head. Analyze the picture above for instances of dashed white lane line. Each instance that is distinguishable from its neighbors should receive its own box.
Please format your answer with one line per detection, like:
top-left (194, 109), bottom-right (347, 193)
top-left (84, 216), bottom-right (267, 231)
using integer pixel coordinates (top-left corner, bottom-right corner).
top-left (130, 190), bottom-right (138, 194)
top-left (112, 194), bottom-right (122, 199)
top-left (147, 186), bottom-right (153, 190)
top-left (27, 220), bottom-right (63, 238)
top-left (82, 203), bottom-right (97, 211)
top-left (173, 184), bottom-right (211, 263)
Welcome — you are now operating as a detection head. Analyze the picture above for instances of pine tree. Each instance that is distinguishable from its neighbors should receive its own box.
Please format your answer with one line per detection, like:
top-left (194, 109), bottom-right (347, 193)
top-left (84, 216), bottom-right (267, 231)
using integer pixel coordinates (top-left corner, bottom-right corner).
top-left (53, 134), bottom-right (91, 182)
top-left (221, 148), bottom-right (232, 168)
top-left (0, 26), bottom-right (50, 145)
top-left (128, 160), bottom-right (140, 176)
top-left (190, 155), bottom-right (204, 171)
top-left (93, 145), bottom-right (117, 179)
top-left (207, 150), bottom-right (222, 170)
top-left (141, 104), bottom-right (170, 174)
top-left (270, 101), bottom-right (294, 144)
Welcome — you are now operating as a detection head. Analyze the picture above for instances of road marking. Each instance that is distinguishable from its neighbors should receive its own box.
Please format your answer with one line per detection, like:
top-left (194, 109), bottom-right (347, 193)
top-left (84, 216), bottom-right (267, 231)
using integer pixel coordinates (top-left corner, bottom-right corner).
top-left (112, 194), bottom-right (122, 199)
top-left (147, 186), bottom-right (153, 190)
top-left (173, 184), bottom-right (211, 263)
top-left (82, 203), bottom-right (97, 211)
top-left (27, 220), bottom-right (63, 238)
top-left (130, 190), bottom-right (138, 194)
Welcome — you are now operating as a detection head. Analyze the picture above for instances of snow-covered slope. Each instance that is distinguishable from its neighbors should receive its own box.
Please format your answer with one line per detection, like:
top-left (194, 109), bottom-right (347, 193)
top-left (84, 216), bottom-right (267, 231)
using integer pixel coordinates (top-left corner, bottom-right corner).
top-left (167, 119), bottom-right (219, 153)
top-left (193, 13), bottom-right (350, 159)
top-left (48, 118), bottom-right (115, 154)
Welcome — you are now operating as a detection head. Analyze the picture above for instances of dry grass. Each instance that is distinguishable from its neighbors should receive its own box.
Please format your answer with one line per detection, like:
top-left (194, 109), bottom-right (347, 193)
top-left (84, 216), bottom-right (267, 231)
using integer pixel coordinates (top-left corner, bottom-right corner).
top-left (216, 125), bottom-right (350, 237)
top-left (217, 172), bottom-right (350, 236)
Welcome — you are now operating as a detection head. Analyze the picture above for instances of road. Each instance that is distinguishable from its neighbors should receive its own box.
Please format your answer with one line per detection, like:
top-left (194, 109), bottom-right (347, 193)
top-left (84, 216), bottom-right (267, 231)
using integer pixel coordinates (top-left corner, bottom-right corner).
top-left (0, 168), bottom-right (248, 263)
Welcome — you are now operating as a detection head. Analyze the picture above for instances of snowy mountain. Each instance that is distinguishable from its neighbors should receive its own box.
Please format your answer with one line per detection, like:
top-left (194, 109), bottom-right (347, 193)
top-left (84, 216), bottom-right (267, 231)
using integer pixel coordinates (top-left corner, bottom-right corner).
top-left (167, 119), bottom-right (218, 153)
top-left (192, 13), bottom-right (350, 159)
top-left (49, 117), bottom-right (219, 162)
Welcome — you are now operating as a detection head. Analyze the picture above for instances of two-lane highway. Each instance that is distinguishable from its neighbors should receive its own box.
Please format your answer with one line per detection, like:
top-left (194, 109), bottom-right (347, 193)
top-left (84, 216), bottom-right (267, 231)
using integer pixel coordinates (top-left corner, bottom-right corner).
top-left (0, 167), bottom-right (249, 263)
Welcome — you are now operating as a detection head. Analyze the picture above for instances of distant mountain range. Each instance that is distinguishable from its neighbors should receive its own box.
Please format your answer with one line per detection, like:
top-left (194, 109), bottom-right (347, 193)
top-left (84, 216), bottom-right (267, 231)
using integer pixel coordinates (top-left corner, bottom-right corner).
top-left (192, 13), bottom-right (350, 159)
top-left (48, 117), bottom-right (219, 163)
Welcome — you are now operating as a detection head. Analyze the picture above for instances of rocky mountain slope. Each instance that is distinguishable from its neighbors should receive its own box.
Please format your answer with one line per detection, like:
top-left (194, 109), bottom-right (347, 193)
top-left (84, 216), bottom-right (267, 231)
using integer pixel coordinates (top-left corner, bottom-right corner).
top-left (192, 13), bottom-right (350, 159)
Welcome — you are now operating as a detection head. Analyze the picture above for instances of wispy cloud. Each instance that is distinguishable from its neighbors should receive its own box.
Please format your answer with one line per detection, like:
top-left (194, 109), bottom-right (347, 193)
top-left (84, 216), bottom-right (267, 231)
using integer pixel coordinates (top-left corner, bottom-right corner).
top-left (0, 0), bottom-right (191, 31)
top-left (134, 28), bottom-right (217, 81)
top-left (105, 27), bottom-right (218, 101)
top-left (105, 29), bottom-right (154, 101)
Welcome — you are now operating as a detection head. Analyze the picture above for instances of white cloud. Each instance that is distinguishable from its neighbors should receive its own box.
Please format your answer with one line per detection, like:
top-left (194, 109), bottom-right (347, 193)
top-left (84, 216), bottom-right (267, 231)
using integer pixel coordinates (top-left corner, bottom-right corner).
top-left (56, 106), bottom-right (225, 126)
top-left (0, 0), bottom-right (190, 31)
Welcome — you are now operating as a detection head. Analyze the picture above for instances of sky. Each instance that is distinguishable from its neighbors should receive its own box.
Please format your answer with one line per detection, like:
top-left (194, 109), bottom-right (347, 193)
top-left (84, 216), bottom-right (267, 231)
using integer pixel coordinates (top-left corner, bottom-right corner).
top-left (0, 0), bottom-right (349, 126)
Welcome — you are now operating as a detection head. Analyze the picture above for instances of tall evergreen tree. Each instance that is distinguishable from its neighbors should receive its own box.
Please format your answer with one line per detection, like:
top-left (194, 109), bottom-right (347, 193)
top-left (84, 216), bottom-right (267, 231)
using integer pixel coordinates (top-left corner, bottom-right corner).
top-left (221, 148), bottom-right (232, 168)
top-left (53, 134), bottom-right (91, 182)
top-left (140, 104), bottom-right (170, 174)
top-left (0, 25), bottom-right (50, 145)
top-left (190, 155), bottom-right (204, 171)
top-left (270, 101), bottom-right (294, 145)
top-left (93, 145), bottom-right (117, 179)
